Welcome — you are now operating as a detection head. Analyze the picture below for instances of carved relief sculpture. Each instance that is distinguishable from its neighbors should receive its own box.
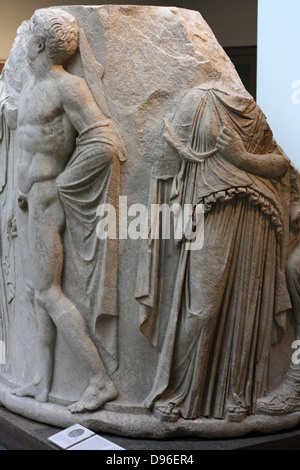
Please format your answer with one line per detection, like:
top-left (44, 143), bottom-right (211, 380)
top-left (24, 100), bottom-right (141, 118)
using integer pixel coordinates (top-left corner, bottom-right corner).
top-left (0, 5), bottom-right (299, 439)
top-left (137, 87), bottom-right (291, 423)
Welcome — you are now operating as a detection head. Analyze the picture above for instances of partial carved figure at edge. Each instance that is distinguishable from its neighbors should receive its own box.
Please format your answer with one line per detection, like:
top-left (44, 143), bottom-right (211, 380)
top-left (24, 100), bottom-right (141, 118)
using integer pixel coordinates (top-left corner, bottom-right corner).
top-left (257, 173), bottom-right (300, 415)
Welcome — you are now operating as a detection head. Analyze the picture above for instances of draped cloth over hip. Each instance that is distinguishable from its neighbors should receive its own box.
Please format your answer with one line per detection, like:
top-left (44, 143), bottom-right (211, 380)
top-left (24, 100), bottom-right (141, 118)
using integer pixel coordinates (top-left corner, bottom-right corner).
top-left (57, 121), bottom-right (124, 374)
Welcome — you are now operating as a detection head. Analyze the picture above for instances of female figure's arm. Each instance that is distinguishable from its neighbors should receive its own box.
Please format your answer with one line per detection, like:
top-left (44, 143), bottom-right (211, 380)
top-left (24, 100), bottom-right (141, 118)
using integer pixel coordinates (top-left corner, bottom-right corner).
top-left (163, 120), bottom-right (217, 163)
top-left (216, 127), bottom-right (290, 179)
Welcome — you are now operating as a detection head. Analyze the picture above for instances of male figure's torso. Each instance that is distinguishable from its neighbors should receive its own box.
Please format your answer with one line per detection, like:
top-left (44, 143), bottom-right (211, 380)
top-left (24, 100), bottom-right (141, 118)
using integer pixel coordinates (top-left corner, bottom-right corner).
top-left (17, 73), bottom-right (77, 194)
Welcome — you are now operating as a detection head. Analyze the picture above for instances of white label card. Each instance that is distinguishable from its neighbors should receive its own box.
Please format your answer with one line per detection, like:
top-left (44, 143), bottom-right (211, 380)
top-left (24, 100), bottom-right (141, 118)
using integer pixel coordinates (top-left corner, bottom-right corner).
top-left (48, 424), bottom-right (125, 450)
top-left (68, 435), bottom-right (125, 451)
top-left (48, 424), bottom-right (95, 449)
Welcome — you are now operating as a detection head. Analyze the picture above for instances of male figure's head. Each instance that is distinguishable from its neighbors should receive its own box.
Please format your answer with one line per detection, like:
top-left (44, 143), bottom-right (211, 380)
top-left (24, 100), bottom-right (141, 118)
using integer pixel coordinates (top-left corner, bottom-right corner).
top-left (28, 8), bottom-right (78, 66)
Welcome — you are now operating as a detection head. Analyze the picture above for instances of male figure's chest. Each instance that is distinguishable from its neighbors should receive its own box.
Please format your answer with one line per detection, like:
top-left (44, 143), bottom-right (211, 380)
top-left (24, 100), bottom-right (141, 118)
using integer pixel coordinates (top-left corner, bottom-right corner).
top-left (19, 80), bottom-right (63, 126)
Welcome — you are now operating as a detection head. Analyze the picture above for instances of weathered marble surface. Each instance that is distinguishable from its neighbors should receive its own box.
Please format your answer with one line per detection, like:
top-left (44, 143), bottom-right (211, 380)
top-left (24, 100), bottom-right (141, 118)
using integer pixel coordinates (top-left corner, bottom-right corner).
top-left (0, 5), bottom-right (299, 438)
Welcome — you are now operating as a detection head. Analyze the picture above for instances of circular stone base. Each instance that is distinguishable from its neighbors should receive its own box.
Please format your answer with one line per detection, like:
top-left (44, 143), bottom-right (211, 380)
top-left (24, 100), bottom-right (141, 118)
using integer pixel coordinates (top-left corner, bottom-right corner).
top-left (1, 381), bottom-right (300, 439)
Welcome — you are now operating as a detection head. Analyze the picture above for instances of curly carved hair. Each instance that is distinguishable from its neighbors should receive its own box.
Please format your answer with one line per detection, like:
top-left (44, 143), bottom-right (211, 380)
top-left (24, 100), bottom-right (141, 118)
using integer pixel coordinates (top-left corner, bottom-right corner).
top-left (30, 8), bottom-right (78, 59)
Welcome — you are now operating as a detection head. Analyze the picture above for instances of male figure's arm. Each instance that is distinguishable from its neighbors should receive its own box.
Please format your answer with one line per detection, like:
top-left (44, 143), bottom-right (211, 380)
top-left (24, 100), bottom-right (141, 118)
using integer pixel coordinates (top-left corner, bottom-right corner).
top-left (59, 74), bottom-right (108, 134)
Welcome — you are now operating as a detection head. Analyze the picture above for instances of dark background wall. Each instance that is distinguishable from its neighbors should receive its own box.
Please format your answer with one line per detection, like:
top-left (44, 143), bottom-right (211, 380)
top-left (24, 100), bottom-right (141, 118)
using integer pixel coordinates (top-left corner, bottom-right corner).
top-left (0, 0), bottom-right (258, 97)
top-left (0, 0), bottom-right (257, 58)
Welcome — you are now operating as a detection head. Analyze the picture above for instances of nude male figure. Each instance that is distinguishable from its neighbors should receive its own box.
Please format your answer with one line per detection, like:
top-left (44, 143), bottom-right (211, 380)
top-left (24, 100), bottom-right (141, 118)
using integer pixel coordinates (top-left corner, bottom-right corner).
top-left (10, 8), bottom-right (118, 413)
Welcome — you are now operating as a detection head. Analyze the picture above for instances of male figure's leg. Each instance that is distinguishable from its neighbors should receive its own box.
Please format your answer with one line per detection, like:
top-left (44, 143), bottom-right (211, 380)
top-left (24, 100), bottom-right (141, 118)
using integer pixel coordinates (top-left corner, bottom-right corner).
top-left (15, 180), bottom-right (117, 412)
top-left (12, 193), bottom-right (56, 402)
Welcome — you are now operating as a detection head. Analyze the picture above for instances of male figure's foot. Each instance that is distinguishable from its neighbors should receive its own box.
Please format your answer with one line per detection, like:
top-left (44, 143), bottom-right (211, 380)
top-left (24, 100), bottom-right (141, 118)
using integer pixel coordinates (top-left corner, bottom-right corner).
top-left (11, 377), bottom-right (49, 403)
top-left (256, 380), bottom-right (300, 415)
top-left (68, 376), bottom-right (118, 414)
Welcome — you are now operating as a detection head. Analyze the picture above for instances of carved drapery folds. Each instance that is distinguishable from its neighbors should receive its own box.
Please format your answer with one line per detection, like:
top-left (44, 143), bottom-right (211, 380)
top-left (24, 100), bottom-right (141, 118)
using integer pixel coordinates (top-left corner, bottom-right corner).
top-left (0, 5), bottom-right (299, 438)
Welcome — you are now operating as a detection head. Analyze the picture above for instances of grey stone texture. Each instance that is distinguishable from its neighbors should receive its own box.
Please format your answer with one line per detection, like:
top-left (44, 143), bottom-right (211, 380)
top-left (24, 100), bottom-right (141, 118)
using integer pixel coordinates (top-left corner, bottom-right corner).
top-left (0, 5), bottom-right (299, 438)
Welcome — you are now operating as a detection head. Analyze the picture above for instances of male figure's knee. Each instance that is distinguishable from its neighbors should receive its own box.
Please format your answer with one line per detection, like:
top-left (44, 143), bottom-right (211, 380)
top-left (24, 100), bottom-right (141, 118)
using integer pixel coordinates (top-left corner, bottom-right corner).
top-left (35, 290), bottom-right (48, 310)
top-left (35, 287), bottom-right (60, 310)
